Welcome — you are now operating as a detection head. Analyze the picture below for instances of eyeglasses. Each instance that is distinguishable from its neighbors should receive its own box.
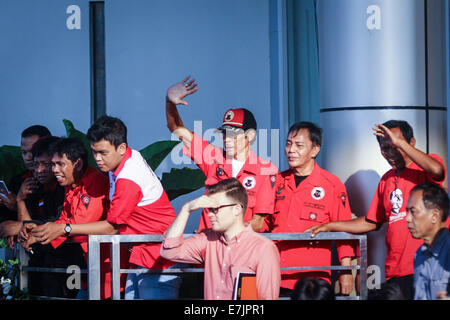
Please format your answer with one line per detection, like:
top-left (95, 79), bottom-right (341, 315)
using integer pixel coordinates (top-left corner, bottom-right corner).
top-left (207, 203), bottom-right (239, 214)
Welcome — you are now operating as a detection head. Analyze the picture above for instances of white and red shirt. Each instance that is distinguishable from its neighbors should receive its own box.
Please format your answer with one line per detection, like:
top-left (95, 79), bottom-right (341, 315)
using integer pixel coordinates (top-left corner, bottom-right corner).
top-left (107, 147), bottom-right (176, 269)
top-left (367, 153), bottom-right (447, 280)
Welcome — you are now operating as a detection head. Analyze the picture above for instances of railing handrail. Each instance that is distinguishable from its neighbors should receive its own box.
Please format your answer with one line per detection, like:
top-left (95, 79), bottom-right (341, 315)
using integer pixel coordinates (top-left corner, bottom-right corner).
top-left (13, 232), bottom-right (367, 300)
top-left (87, 232), bottom-right (368, 300)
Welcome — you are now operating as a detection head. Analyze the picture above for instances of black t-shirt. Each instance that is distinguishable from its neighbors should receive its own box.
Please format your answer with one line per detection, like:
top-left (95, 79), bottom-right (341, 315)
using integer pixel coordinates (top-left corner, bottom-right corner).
top-left (294, 175), bottom-right (309, 187)
top-left (25, 182), bottom-right (65, 224)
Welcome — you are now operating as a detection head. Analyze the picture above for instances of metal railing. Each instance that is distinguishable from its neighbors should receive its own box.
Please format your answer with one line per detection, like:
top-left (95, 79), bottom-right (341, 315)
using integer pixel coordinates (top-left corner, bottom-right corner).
top-left (11, 232), bottom-right (367, 300)
top-left (87, 232), bottom-right (367, 300)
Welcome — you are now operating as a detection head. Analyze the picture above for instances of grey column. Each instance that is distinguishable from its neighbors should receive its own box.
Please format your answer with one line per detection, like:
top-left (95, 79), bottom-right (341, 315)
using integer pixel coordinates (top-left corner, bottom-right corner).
top-left (317, 0), bottom-right (447, 283)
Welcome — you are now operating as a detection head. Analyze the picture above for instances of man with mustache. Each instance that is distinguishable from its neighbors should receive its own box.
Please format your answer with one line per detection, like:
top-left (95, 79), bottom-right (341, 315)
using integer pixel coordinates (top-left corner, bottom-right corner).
top-left (307, 120), bottom-right (447, 299)
top-left (405, 182), bottom-right (449, 300)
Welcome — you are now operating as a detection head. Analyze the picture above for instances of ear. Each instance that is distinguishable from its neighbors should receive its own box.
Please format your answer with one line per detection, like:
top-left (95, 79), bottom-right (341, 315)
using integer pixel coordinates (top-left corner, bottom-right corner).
top-left (430, 208), bottom-right (441, 224)
top-left (409, 137), bottom-right (416, 148)
top-left (234, 204), bottom-right (243, 217)
top-left (312, 144), bottom-right (321, 159)
top-left (117, 143), bottom-right (127, 156)
top-left (74, 158), bottom-right (84, 172)
top-left (245, 129), bottom-right (257, 143)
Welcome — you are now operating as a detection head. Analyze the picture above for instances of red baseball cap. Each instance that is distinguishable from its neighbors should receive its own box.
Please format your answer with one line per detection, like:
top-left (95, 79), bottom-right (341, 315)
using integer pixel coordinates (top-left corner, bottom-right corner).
top-left (219, 108), bottom-right (257, 131)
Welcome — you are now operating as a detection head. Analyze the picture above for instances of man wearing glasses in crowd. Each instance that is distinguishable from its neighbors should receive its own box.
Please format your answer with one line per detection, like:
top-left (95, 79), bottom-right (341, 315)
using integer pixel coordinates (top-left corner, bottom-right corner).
top-left (161, 178), bottom-right (280, 300)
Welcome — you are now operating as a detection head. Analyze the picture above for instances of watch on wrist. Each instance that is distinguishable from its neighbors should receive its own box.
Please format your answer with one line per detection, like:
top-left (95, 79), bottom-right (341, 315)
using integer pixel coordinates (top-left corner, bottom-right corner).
top-left (64, 224), bottom-right (72, 237)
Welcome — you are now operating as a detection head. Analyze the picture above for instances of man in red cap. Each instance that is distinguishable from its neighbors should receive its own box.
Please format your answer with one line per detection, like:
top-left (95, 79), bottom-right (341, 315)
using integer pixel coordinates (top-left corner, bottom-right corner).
top-left (165, 76), bottom-right (277, 232)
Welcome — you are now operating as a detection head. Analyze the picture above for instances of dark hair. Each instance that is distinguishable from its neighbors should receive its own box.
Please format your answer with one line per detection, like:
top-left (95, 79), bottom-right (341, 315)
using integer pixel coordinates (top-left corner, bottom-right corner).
top-left (21, 125), bottom-right (51, 139)
top-left (206, 178), bottom-right (248, 213)
top-left (368, 282), bottom-right (405, 300)
top-left (411, 182), bottom-right (449, 222)
top-left (377, 120), bottom-right (414, 143)
top-left (291, 278), bottom-right (334, 300)
top-left (288, 122), bottom-right (322, 147)
top-left (32, 136), bottom-right (61, 159)
top-left (87, 115), bottom-right (127, 148)
top-left (50, 138), bottom-right (88, 171)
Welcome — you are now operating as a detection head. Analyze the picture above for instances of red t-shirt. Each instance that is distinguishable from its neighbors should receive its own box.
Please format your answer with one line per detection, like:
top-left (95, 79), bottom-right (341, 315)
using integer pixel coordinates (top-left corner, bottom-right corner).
top-left (366, 153), bottom-right (446, 280)
top-left (107, 147), bottom-right (176, 270)
top-left (182, 132), bottom-right (278, 231)
top-left (269, 163), bottom-right (355, 289)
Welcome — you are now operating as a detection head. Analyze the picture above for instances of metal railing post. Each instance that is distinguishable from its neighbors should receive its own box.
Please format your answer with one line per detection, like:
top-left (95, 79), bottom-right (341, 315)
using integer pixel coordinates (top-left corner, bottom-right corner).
top-left (18, 245), bottom-right (29, 291)
top-left (88, 235), bottom-right (101, 300)
top-left (359, 235), bottom-right (368, 300)
top-left (111, 235), bottom-right (121, 300)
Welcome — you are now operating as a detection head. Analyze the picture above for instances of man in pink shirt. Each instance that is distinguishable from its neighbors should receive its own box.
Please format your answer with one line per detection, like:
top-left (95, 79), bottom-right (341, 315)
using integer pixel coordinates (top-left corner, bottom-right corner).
top-left (161, 178), bottom-right (280, 300)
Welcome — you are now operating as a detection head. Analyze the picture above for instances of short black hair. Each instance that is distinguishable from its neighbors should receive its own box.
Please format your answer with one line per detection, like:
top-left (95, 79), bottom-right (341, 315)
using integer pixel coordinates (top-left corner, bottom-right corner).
top-left (291, 278), bottom-right (334, 300)
top-left (206, 178), bottom-right (248, 214)
top-left (32, 136), bottom-right (61, 159)
top-left (288, 122), bottom-right (322, 147)
top-left (50, 138), bottom-right (88, 171)
top-left (368, 282), bottom-right (405, 300)
top-left (21, 125), bottom-right (51, 139)
top-left (377, 120), bottom-right (414, 143)
top-left (411, 182), bottom-right (449, 222)
top-left (87, 115), bottom-right (127, 148)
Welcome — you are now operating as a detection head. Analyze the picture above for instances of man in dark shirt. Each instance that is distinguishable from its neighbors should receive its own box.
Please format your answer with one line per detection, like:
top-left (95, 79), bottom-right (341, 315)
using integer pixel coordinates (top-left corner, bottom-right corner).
top-left (15, 136), bottom-right (80, 297)
top-left (0, 125), bottom-right (51, 224)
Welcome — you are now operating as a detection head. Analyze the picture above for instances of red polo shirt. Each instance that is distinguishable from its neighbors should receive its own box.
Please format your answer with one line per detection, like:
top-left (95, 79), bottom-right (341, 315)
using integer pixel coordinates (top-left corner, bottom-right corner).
top-left (269, 163), bottom-right (355, 289)
top-left (50, 166), bottom-right (118, 299)
top-left (106, 147), bottom-right (176, 270)
top-left (366, 153), bottom-right (447, 280)
top-left (51, 166), bottom-right (109, 251)
top-left (182, 132), bottom-right (278, 231)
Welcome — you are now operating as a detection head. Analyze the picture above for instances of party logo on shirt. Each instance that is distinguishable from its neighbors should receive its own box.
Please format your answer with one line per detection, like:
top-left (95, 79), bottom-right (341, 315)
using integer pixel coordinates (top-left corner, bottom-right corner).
top-left (311, 187), bottom-right (325, 200)
top-left (389, 188), bottom-right (403, 215)
top-left (243, 176), bottom-right (256, 190)
top-left (81, 194), bottom-right (90, 209)
top-left (309, 212), bottom-right (317, 220)
top-left (339, 192), bottom-right (347, 207)
top-left (270, 174), bottom-right (276, 188)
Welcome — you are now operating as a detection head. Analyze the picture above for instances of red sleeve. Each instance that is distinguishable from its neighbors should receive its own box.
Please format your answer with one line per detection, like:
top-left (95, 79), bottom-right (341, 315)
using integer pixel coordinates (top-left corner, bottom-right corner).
top-left (51, 187), bottom-right (108, 249)
top-left (107, 179), bottom-right (142, 225)
top-left (161, 233), bottom-right (208, 265)
top-left (182, 132), bottom-right (223, 175)
top-left (253, 173), bottom-right (277, 215)
top-left (366, 178), bottom-right (387, 224)
top-left (332, 182), bottom-right (356, 260)
top-left (256, 240), bottom-right (280, 300)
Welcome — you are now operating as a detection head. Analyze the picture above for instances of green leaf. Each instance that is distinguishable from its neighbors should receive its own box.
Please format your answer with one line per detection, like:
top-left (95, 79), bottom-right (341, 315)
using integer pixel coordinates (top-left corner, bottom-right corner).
top-left (62, 119), bottom-right (97, 168)
top-left (0, 145), bottom-right (26, 186)
top-left (139, 140), bottom-right (180, 171)
top-left (161, 167), bottom-right (206, 201)
top-left (0, 238), bottom-right (7, 249)
top-left (7, 259), bottom-right (19, 266)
